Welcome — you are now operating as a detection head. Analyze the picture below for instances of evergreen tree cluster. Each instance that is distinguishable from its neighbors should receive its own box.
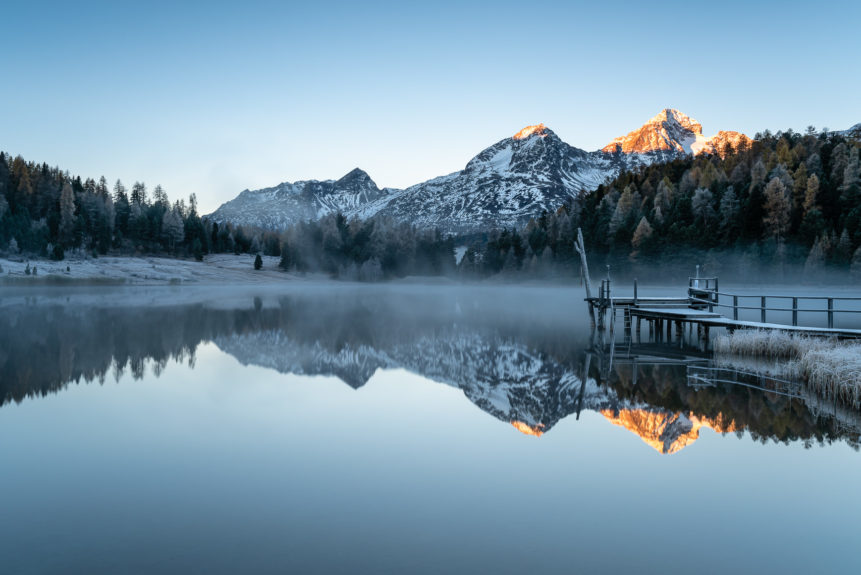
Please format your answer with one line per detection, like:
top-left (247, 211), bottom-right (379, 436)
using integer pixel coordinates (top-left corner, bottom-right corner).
top-left (277, 213), bottom-right (456, 280)
top-left (457, 127), bottom-right (861, 278)
top-left (0, 153), bottom-right (209, 260)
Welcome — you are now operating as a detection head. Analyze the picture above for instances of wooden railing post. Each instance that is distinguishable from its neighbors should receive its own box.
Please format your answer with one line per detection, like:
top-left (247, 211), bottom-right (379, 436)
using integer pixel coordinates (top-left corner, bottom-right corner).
top-left (792, 297), bottom-right (798, 326)
top-left (733, 295), bottom-right (739, 321)
top-left (828, 298), bottom-right (834, 329)
top-left (761, 296), bottom-right (766, 323)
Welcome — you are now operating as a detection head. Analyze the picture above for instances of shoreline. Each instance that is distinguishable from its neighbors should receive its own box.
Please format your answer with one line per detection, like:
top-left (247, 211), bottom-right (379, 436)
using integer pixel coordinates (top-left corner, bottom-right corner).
top-left (0, 254), bottom-right (301, 286)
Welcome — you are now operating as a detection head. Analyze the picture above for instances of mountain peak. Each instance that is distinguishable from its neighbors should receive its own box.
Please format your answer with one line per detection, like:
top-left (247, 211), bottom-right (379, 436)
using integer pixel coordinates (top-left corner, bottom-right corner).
top-left (649, 108), bottom-right (703, 134)
top-left (337, 167), bottom-right (372, 182)
top-left (599, 109), bottom-right (749, 157)
top-left (513, 123), bottom-right (548, 140)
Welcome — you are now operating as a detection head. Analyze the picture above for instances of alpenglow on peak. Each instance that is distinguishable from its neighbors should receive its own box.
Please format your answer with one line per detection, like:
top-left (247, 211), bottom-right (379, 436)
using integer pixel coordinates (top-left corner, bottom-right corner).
top-left (513, 124), bottom-right (548, 140)
top-left (601, 108), bottom-right (749, 157)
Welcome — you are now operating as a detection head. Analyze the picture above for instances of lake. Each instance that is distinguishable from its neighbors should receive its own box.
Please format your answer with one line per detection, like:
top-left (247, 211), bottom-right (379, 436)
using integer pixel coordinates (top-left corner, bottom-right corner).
top-left (0, 284), bottom-right (859, 574)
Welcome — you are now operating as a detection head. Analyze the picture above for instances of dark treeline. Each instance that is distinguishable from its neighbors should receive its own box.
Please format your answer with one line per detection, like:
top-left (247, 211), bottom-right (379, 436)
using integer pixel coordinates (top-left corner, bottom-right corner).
top-left (458, 127), bottom-right (861, 280)
top-left (0, 152), bottom-right (210, 260)
top-left (0, 152), bottom-right (456, 280)
top-left (2, 126), bottom-right (859, 281)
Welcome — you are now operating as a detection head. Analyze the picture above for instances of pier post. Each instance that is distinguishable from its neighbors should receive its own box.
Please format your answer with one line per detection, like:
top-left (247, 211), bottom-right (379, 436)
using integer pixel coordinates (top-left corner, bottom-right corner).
top-left (633, 278), bottom-right (638, 306)
top-left (574, 228), bottom-right (595, 326)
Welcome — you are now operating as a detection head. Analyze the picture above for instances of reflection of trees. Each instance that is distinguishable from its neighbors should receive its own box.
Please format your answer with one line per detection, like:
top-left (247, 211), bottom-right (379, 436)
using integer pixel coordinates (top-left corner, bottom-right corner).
top-left (0, 302), bottom-right (284, 406)
top-left (1, 292), bottom-right (858, 450)
top-left (0, 293), bottom-right (585, 407)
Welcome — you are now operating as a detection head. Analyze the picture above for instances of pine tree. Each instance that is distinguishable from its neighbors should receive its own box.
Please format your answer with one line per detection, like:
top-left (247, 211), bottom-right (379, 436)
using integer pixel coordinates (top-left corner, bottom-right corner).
top-left (161, 208), bottom-right (185, 251)
top-left (762, 177), bottom-right (790, 243)
top-left (804, 235), bottom-right (828, 274)
top-left (718, 186), bottom-right (739, 241)
top-left (691, 188), bottom-right (716, 226)
top-left (630, 216), bottom-right (653, 258)
top-left (59, 182), bottom-right (76, 247)
top-left (851, 246), bottom-right (861, 279)
top-left (192, 239), bottom-right (204, 261)
top-left (279, 241), bottom-right (292, 270)
top-left (802, 173), bottom-right (820, 214)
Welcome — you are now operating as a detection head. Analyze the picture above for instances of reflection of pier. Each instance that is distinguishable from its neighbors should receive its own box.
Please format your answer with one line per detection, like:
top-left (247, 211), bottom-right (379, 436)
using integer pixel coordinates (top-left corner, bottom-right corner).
top-left (587, 342), bottom-right (807, 400)
top-left (586, 275), bottom-right (861, 342)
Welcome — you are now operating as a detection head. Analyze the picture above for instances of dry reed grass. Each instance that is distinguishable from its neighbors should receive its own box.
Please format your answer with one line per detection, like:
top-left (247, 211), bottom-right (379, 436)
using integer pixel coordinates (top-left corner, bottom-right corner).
top-left (714, 330), bottom-right (861, 409)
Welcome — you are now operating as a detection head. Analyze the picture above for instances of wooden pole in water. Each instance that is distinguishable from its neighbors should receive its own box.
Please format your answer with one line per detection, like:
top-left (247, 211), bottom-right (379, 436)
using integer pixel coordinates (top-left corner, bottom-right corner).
top-left (575, 228), bottom-right (593, 300)
top-left (574, 227), bottom-right (596, 326)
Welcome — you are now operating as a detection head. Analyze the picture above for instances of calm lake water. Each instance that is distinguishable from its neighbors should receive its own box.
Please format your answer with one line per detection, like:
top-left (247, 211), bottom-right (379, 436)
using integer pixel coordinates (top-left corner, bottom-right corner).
top-left (0, 284), bottom-right (859, 574)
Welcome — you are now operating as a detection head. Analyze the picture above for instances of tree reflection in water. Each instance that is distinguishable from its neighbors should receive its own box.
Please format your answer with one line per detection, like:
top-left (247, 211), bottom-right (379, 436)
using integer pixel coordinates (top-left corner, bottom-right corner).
top-left (1, 288), bottom-right (858, 452)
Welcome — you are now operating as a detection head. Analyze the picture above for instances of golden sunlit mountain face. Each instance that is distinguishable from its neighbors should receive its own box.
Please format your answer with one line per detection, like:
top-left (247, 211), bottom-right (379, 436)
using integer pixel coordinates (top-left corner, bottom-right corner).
top-left (512, 124), bottom-right (548, 140)
top-left (600, 109), bottom-right (749, 157)
top-left (600, 409), bottom-right (738, 454)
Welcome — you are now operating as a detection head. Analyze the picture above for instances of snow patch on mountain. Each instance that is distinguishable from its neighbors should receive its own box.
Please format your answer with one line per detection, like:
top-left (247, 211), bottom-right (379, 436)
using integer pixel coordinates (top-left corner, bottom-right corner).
top-left (208, 110), bottom-right (749, 233)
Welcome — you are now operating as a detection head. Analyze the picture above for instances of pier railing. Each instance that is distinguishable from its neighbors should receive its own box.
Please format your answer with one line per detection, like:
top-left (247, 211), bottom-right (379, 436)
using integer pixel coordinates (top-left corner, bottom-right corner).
top-left (687, 283), bottom-right (861, 328)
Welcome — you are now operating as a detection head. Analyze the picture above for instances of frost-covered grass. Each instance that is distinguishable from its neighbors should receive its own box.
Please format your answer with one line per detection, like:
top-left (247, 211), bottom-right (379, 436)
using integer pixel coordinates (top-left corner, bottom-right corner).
top-left (712, 330), bottom-right (832, 359)
top-left (0, 254), bottom-right (290, 285)
top-left (789, 347), bottom-right (861, 410)
top-left (714, 330), bottom-right (861, 409)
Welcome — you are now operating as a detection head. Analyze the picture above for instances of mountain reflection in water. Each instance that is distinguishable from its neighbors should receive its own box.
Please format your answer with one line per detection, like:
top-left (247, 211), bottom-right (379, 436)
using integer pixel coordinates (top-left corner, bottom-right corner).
top-left (1, 286), bottom-right (858, 453)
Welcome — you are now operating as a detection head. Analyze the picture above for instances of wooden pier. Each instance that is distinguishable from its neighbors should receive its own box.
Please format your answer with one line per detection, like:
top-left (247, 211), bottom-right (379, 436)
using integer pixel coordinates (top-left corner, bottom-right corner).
top-left (585, 275), bottom-right (861, 342)
top-left (572, 227), bottom-right (861, 342)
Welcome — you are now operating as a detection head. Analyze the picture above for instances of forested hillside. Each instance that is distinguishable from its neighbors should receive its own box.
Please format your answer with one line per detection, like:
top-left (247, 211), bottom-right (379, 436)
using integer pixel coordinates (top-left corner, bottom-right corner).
top-left (1, 126), bottom-right (858, 281)
top-left (0, 153), bottom-right (455, 279)
top-left (459, 127), bottom-right (861, 279)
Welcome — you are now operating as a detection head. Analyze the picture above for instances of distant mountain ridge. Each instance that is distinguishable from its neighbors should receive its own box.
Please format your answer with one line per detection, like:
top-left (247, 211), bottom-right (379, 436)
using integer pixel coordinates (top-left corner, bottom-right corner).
top-left (209, 109), bottom-right (752, 233)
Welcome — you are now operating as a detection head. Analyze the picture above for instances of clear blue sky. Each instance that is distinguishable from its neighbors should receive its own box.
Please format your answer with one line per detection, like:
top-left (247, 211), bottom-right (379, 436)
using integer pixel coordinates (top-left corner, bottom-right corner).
top-left (2, 0), bottom-right (859, 213)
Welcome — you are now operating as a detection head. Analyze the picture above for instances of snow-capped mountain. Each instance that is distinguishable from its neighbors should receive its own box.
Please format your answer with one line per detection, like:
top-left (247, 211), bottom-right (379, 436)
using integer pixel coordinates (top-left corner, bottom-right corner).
top-left (840, 123), bottom-right (861, 138)
top-left (362, 124), bottom-right (638, 233)
top-left (210, 167), bottom-right (397, 230)
top-left (208, 109), bottom-right (748, 233)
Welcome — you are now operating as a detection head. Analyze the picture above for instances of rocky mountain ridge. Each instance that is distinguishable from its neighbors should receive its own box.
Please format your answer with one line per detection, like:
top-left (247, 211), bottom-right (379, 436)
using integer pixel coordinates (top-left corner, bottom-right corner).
top-left (209, 109), bottom-right (750, 233)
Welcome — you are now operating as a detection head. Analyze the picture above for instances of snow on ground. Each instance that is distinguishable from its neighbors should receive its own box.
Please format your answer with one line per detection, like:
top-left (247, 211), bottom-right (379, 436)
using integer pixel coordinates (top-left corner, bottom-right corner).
top-left (0, 254), bottom-right (299, 285)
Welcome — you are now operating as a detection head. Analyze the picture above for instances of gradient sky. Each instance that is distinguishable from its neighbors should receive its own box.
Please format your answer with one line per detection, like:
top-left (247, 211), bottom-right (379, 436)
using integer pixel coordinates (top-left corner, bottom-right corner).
top-left (2, 0), bottom-right (859, 213)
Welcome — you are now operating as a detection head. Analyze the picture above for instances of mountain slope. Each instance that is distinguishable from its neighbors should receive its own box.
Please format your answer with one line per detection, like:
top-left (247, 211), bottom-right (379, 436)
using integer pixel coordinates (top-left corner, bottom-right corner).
top-left (208, 109), bottom-right (749, 233)
top-left (365, 124), bottom-right (635, 233)
top-left (209, 168), bottom-right (399, 229)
